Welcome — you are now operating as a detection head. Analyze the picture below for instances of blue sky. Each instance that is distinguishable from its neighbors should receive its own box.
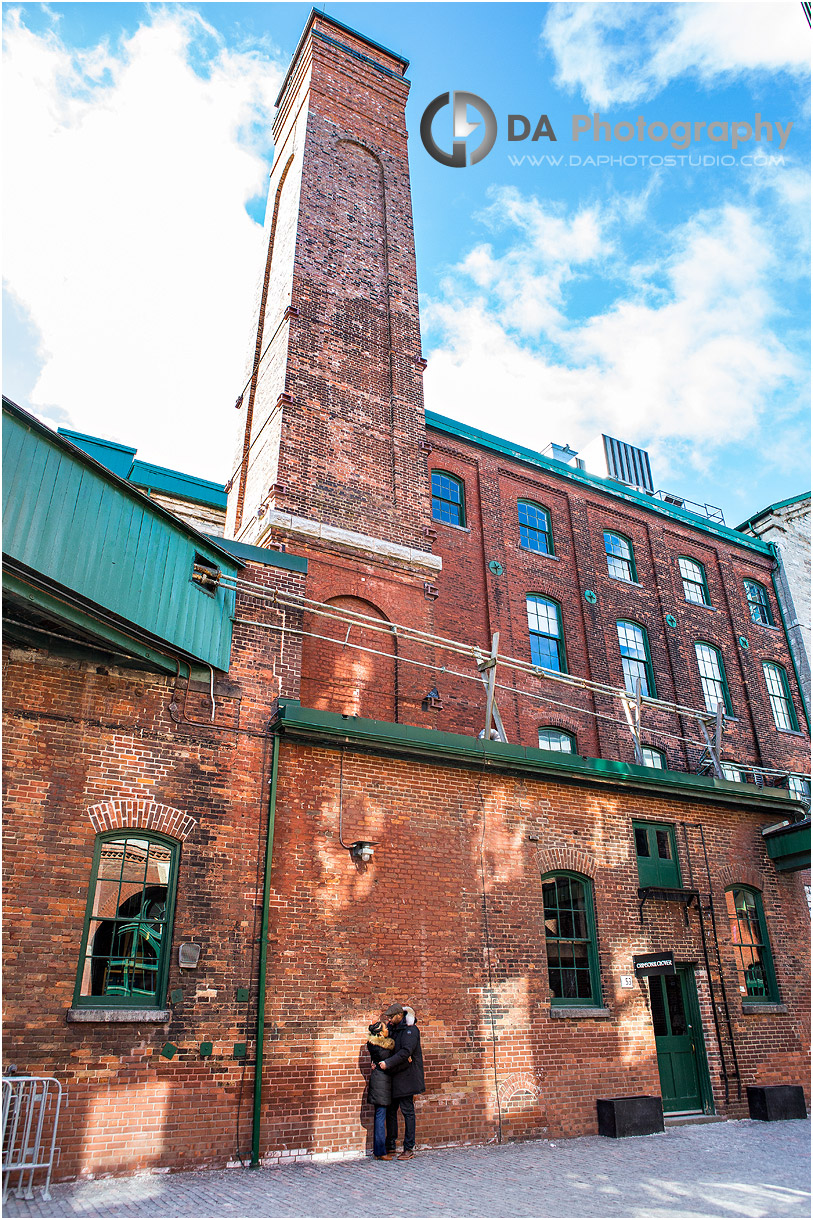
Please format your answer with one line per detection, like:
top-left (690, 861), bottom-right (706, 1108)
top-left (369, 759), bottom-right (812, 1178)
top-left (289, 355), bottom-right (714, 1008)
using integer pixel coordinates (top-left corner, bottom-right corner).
top-left (3, 2), bottom-right (810, 524)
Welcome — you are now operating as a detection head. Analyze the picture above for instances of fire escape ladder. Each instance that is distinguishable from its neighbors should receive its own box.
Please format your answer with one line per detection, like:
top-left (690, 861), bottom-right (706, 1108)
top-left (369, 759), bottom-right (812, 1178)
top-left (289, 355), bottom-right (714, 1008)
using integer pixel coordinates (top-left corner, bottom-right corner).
top-left (679, 823), bottom-right (742, 1106)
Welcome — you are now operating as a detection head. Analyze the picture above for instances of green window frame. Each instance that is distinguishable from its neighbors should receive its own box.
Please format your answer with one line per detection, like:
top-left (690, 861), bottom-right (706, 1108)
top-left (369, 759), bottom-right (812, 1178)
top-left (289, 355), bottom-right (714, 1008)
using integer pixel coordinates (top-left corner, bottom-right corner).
top-left (633, 820), bottom-right (681, 888)
top-left (604, 530), bottom-right (637, 583)
top-left (641, 746), bottom-right (666, 769)
top-left (617, 620), bottom-right (656, 698)
top-left (694, 641), bottom-right (732, 715)
top-left (541, 872), bottom-right (601, 1007)
top-left (744, 579), bottom-right (774, 627)
top-left (527, 595), bottom-right (566, 673)
top-left (678, 557), bottom-right (710, 606)
top-left (73, 831), bottom-right (180, 1009)
top-left (725, 887), bottom-right (779, 1002)
top-left (431, 470), bottom-right (465, 527)
top-left (538, 726), bottom-right (575, 753)
top-left (762, 661), bottom-right (799, 732)
top-left (518, 500), bottom-right (553, 555)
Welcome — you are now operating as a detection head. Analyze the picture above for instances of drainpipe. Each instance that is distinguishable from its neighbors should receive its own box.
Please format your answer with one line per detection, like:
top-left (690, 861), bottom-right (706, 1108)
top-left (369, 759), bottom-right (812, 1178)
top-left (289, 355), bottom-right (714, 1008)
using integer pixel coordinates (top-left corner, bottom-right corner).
top-left (251, 731), bottom-right (281, 1167)
top-left (768, 542), bottom-right (810, 734)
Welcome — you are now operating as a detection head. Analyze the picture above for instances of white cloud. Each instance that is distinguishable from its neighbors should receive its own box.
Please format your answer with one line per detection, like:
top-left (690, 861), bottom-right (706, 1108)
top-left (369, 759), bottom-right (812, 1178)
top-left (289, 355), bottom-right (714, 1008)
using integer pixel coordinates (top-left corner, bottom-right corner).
top-left (2, 7), bottom-right (284, 480)
top-left (544, 3), bottom-right (809, 109)
top-left (422, 192), bottom-right (803, 481)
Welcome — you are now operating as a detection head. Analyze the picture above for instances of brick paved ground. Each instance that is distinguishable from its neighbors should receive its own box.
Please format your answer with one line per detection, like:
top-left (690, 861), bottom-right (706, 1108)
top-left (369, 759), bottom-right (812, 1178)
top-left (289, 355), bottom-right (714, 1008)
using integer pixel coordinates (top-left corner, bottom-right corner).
top-left (4, 1120), bottom-right (809, 1218)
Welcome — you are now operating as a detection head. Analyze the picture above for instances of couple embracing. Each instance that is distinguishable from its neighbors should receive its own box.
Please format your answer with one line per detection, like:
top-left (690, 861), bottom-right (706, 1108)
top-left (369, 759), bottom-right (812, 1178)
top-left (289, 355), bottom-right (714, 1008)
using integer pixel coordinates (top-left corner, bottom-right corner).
top-left (366, 1001), bottom-right (425, 1161)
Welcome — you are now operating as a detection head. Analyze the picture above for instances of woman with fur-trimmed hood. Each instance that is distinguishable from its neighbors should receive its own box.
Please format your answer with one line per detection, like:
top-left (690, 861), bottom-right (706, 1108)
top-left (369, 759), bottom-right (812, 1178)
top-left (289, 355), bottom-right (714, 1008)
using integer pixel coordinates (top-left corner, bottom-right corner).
top-left (366, 1021), bottom-right (394, 1159)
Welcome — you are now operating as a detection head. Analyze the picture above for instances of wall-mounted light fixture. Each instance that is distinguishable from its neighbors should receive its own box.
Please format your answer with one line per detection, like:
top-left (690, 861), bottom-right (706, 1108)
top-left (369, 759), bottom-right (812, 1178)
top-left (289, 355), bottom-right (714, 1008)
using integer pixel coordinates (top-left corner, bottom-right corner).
top-left (338, 755), bottom-right (378, 864)
top-left (178, 943), bottom-right (202, 969)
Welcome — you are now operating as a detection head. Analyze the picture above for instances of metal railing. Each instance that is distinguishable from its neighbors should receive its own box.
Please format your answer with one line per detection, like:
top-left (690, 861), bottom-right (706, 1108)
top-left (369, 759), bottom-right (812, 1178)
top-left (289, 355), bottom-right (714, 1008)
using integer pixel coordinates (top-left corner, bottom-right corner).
top-left (2, 1076), bottom-right (62, 1202)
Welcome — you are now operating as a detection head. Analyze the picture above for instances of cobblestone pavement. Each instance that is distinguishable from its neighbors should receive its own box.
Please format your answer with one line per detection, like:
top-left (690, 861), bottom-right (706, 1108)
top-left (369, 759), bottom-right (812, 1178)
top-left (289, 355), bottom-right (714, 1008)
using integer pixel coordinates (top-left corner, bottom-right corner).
top-left (4, 1120), bottom-right (810, 1219)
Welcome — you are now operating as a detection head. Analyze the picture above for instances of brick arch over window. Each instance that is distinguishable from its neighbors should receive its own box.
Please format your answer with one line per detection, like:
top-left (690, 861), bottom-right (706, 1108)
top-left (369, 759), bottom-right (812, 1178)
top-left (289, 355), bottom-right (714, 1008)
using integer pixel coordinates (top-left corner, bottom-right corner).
top-left (718, 865), bottom-right (765, 893)
top-left (87, 799), bottom-right (197, 842)
top-left (300, 595), bottom-right (396, 721)
top-left (535, 846), bottom-right (598, 879)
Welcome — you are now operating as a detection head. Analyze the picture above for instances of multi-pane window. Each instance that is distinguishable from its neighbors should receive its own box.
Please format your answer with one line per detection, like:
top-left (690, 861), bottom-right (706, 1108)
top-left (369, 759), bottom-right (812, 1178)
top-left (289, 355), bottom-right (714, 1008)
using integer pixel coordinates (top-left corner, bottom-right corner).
top-left (431, 470), bottom-right (465, 527)
top-left (538, 727), bottom-right (575, 753)
top-left (541, 873), bottom-right (600, 1006)
top-left (762, 662), bottom-right (799, 731)
top-left (74, 833), bottom-right (179, 1008)
top-left (694, 642), bottom-right (732, 714)
top-left (721, 763), bottom-right (749, 783)
top-left (518, 501), bottom-right (553, 555)
top-left (633, 821), bottom-right (680, 888)
top-left (527, 596), bottom-right (565, 673)
top-left (678, 557), bottom-right (710, 606)
top-left (617, 621), bottom-right (655, 697)
top-left (604, 531), bottom-right (637, 582)
top-left (744, 579), bottom-right (774, 626)
top-left (725, 887), bottom-right (779, 1001)
top-left (641, 747), bottom-right (665, 769)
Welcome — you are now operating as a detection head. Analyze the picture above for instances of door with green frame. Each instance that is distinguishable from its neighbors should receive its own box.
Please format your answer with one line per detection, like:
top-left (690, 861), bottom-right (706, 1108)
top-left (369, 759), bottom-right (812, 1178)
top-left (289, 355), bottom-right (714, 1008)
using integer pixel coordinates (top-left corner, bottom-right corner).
top-left (649, 966), bottom-right (713, 1114)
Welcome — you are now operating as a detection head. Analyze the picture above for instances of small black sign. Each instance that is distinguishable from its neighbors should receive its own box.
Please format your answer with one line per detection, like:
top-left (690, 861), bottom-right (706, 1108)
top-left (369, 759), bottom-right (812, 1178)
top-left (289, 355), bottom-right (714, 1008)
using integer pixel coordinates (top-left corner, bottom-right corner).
top-left (633, 952), bottom-right (675, 978)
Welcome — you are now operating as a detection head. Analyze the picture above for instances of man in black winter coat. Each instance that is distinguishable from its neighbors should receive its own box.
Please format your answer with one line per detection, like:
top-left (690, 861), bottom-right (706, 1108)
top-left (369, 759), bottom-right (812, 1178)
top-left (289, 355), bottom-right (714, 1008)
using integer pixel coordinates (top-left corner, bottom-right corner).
top-left (377, 1002), bottom-right (425, 1160)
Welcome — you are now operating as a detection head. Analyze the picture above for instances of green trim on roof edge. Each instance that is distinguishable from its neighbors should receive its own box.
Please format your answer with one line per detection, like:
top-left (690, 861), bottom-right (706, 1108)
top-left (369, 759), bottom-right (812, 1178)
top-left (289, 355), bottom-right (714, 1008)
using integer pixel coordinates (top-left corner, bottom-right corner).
top-left (271, 701), bottom-right (801, 815)
top-left (425, 411), bottom-right (772, 558)
top-left (737, 492), bottom-right (811, 532)
top-left (207, 536), bottom-right (308, 573)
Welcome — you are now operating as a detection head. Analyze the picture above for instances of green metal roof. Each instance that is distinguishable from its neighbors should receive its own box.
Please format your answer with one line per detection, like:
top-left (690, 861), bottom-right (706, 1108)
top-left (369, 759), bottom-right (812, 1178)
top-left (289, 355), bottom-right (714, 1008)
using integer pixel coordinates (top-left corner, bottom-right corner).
top-left (4, 399), bottom-right (240, 671)
top-left (425, 411), bottom-right (773, 558)
top-left (58, 426), bottom-right (227, 509)
top-left (57, 428), bottom-right (137, 479)
top-left (209, 535), bottom-right (308, 573)
top-left (762, 817), bottom-right (811, 872)
top-left (128, 459), bottom-right (227, 509)
top-left (737, 492), bottom-right (811, 532)
top-left (272, 701), bottom-right (802, 815)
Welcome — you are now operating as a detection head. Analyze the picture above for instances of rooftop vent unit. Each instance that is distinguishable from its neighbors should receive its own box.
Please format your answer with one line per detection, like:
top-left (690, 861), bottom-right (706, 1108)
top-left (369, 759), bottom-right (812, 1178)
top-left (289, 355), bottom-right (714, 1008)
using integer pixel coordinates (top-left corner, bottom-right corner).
top-left (581, 434), bottom-right (654, 495)
top-left (542, 442), bottom-right (585, 469)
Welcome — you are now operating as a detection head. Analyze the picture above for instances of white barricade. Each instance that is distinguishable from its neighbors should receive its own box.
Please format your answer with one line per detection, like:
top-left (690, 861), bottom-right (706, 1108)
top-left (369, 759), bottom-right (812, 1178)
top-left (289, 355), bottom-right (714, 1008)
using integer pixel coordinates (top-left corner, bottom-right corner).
top-left (2, 1076), bottom-right (63, 1201)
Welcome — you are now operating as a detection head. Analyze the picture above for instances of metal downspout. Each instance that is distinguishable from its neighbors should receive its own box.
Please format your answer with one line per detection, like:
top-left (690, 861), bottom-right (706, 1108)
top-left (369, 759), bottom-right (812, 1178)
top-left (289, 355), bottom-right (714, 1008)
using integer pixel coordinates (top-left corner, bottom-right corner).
top-left (251, 731), bottom-right (281, 1167)
top-left (768, 542), bottom-right (810, 733)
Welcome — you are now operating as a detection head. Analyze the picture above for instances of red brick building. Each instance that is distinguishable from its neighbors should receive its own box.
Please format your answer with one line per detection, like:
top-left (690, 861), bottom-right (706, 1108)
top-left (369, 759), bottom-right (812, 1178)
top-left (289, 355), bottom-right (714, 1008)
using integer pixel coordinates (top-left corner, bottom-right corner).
top-left (2, 10), bottom-right (809, 1185)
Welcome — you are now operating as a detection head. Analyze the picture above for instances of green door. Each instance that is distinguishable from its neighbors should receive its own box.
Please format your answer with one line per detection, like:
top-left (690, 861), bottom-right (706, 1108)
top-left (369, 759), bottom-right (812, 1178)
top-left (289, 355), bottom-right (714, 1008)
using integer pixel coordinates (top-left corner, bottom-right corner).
top-left (649, 968), bottom-right (703, 1113)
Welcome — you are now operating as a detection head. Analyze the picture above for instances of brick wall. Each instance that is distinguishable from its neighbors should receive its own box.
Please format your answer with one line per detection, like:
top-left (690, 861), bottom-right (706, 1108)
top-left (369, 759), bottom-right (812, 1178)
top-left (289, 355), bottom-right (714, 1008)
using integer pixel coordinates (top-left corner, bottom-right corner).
top-left (226, 13), bottom-right (432, 554)
top-left (255, 739), bottom-right (809, 1157)
top-left (423, 431), bottom-right (810, 779)
top-left (1, 558), bottom-right (304, 1179)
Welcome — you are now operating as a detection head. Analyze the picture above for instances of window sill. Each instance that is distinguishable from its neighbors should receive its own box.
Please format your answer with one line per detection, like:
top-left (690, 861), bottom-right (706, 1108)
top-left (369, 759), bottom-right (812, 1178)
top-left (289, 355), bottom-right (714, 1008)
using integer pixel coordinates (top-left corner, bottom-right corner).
top-left (776, 729), bottom-right (805, 737)
top-left (685, 600), bottom-right (716, 611)
top-left (519, 547), bottom-right (559, 561)
top-left (608, 576), bottom-right (641, 587)
top-left (549, 1006), bottom-right (612, 1019)
top-left (432, 520), bottom-right (470, 534)
top-left (751, 623), bottom-right (779, 631)
top-left (66, 1008), bottom-right (171, 1024)
top-left (741, 1002), bottom-right (787, 1015)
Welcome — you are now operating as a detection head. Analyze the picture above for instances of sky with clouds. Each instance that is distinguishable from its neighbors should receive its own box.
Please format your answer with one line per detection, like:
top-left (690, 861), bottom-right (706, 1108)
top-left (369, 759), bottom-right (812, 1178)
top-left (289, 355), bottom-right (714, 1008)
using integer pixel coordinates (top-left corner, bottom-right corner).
top-left (3, 2), bottom-right (810, 523)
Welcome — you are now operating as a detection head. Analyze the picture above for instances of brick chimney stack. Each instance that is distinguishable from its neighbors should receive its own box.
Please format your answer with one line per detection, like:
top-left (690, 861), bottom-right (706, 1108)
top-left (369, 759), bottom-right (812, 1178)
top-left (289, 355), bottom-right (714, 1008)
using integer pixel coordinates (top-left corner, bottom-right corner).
top-left (226, 10), bottom-right (433, 557)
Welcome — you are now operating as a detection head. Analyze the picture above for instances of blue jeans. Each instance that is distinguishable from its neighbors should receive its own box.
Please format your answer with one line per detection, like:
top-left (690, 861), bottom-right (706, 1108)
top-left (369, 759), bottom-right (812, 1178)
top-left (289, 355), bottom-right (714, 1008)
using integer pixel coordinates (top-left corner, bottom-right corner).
top-left (386, 1095), bottom-right (416, 1151)
top-left (373, 1105), bottom-right (388, 1157)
